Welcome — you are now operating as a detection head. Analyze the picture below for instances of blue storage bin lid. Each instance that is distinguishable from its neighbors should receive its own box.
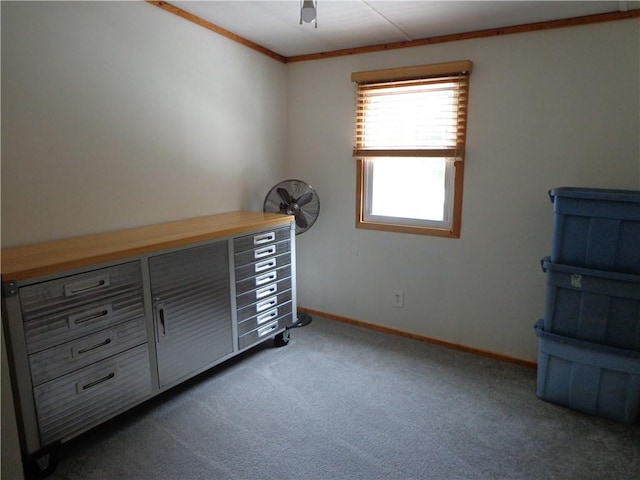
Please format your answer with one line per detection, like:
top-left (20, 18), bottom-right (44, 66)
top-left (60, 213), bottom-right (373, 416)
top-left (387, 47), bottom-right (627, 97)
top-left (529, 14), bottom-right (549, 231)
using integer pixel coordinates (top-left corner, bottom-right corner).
top-left (534, 319), bottom-right (640, 365)
top-left (549, 187), bottom-right (640, 204)
top-left (540, 256), bottom-right (640, 284)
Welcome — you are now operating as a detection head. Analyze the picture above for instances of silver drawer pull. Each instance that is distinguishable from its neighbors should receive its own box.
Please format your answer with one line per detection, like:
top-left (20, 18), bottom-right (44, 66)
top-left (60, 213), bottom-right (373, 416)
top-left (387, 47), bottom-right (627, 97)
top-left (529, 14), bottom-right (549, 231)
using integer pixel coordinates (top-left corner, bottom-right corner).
top-left (254, 232), bottom-right (275, 245)
top-left (256, 284), bottom-right (277, 300)
top-left (255, 245), bottom-right (276, 259)
top-left (154, 301), bottom-right (167, 340)
top-left (257, 308), bottom-right (278, 325)
top-left (73, 334), bottom-right (114, 357)
top-left (77, 372), bottom-right (116, 394)
top-left (255, 271), bottom-right (277, 287)
top-left (256, 296), bottom-right (278, 313)
top-left (257, 321), bottom-right (278, 338)
top-left (64, 274), bottom-right (111, 297)
top-left (68, 304), bottom-right (113, 327)
top-left (255, 258), bottom-right (277, 273)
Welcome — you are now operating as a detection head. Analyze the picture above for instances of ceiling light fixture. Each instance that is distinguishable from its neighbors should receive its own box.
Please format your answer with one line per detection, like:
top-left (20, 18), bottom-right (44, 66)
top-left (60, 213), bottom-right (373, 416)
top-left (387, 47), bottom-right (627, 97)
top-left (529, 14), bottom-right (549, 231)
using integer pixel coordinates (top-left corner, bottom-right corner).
top-left (300, 0), bottom-right (318, 28)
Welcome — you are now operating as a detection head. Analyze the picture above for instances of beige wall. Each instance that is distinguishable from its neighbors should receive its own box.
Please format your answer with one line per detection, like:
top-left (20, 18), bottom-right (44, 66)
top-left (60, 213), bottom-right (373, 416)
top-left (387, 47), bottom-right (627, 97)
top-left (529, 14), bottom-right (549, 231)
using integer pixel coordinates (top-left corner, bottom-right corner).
top-left (287, 19), bottom-right (640, 363)
top-left (1, 2), bottom-right (289, 246)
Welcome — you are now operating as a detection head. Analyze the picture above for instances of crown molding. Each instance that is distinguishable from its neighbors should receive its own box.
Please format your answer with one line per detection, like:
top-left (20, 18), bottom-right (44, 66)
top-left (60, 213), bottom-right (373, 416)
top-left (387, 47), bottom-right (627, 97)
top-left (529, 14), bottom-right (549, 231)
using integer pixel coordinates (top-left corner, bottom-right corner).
top-left (148, 3), bottom-right (640, 65)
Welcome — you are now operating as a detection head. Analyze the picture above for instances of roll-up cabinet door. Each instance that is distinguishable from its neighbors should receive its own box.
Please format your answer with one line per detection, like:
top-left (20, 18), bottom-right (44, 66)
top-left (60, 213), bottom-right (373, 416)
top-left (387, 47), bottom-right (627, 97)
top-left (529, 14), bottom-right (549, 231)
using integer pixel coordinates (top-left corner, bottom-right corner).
top-left (149, 241), bottom-right (232, 388)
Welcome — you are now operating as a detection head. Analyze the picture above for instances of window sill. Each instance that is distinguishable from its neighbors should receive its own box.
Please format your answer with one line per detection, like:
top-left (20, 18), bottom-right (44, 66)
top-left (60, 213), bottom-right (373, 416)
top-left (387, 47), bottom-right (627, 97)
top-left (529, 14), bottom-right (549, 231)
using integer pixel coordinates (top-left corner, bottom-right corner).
top-left (355, 218), bottom-right (460, 238)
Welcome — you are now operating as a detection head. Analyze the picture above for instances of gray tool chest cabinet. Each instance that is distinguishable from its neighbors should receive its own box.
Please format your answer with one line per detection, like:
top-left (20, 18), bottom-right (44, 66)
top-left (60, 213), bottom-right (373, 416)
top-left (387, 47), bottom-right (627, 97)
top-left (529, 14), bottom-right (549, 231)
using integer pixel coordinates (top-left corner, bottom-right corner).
top-left (1, 212), bottom-right (296, 475)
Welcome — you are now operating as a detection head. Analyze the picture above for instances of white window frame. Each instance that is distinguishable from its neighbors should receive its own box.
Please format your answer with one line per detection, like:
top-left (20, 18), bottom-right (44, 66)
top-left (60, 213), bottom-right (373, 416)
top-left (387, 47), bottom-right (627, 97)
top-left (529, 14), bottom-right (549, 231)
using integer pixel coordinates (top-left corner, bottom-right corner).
top-left (362, 156), bottom-right (455, 230)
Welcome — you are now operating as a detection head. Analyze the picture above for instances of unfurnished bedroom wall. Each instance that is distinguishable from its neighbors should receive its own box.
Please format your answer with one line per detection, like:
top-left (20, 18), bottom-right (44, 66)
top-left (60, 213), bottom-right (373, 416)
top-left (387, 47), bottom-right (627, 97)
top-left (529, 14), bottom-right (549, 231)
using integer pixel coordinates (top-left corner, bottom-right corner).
top-left (1, 1), bottom-right (288, 246)
top-left (287, 19), bottom-right (640, 363)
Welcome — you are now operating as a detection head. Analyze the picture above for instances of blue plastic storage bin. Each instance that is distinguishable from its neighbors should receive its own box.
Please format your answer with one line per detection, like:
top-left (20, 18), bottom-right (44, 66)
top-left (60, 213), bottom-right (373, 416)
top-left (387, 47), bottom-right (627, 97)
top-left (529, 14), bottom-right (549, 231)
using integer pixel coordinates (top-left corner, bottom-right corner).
top-left (541, 257), bottom-right (640, 351)
top-left (534, 320), bottom-right (640, 423)
top-left (549, 187), bottom-right (640, 274)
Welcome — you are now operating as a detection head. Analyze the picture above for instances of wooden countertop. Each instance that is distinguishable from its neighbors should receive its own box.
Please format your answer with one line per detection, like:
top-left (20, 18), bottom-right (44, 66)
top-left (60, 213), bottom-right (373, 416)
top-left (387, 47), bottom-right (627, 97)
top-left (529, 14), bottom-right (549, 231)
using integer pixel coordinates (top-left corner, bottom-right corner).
top-left (1, 212), bottom-right (293, 282)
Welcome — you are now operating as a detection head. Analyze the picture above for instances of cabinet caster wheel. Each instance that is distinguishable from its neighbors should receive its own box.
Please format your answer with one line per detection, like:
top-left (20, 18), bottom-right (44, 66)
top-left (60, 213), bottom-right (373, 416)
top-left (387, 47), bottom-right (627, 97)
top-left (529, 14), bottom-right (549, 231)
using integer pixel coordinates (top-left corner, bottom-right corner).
top-left (274, 329), bottom-right (290, 347)
top-left (25, 450), bottom-right (58, 479)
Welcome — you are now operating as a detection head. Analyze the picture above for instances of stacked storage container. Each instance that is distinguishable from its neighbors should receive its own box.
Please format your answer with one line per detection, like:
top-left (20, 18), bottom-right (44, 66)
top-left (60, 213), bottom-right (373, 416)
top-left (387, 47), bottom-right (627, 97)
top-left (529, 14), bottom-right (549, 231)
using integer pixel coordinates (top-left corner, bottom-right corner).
top-left (536, 187), bottom-right (640, 423)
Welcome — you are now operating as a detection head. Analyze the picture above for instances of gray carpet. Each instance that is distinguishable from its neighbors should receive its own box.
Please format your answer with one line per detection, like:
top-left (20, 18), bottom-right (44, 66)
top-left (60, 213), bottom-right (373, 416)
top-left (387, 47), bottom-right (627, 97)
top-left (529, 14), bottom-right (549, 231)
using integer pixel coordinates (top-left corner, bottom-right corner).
top-left (48, 317), bottom-right (639, 480)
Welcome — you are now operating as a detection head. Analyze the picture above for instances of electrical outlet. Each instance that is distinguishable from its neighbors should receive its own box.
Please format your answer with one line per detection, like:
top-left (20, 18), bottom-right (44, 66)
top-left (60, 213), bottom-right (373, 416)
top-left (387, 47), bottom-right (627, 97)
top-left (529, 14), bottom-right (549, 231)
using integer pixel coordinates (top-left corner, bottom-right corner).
top-left (393, 290), bottom-right (404, 308)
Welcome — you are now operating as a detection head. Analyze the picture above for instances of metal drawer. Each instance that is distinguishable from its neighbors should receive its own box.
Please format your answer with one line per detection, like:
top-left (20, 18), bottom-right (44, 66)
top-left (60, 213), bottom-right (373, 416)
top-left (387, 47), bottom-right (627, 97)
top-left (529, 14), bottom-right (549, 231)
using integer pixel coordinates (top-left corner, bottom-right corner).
top-left (235, 252), bottom-right (290, 282)
top-left (33, 344), bottom-right (152, 446)
top-left (234, 240), bottom-right (290, 268)
top-left (233, 227), bottom-right (290, 253)
top-left (235, 264), bottom-right (291, 296)
top-left (236, 277), bottom-right (292, 310)
top-left (24, 290), bottom-right (145, 354)
top-left (29, 317), bottom-right (147, 386)
top-left (237, 290), bottom-right (293, 323)
top-left (237, 301), bottom-right (293, 336)
top-left (19, 261), bottom-right (142, 321)
top-left (238, 315), bottom-right (292, 351)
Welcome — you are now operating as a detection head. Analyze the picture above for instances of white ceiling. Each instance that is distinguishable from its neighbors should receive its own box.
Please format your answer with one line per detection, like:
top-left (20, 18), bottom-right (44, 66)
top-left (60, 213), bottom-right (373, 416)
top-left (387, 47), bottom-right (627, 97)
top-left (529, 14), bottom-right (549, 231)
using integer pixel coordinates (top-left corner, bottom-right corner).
top-left (171, 1), bottom-right (639, 57)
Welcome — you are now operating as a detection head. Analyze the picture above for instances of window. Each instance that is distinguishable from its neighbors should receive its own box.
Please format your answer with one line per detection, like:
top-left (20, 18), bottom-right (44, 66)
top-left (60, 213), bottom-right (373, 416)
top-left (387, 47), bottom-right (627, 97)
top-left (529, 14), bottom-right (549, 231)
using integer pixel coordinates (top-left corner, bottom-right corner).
top-left (352, 61), bottom-right (472, 238)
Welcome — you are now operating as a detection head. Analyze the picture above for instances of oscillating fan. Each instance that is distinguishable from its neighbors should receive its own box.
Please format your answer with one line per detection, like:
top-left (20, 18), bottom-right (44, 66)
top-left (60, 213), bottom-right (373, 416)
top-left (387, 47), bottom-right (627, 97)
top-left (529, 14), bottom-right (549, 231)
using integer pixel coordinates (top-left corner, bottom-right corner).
top-left (264, 179), bottom-right (320, 328)
top-left (264, 179), bottom-right (320, 235)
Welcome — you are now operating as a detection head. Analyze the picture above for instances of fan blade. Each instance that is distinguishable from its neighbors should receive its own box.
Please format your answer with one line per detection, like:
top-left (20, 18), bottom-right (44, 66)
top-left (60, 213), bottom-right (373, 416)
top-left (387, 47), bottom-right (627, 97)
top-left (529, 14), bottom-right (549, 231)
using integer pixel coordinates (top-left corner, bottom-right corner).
top-left (295, 192), bottom-right (314, 207)
top-left (294, 210), bottom-right (308, 229)
top-left (277, 188), bottom-right (293, 205)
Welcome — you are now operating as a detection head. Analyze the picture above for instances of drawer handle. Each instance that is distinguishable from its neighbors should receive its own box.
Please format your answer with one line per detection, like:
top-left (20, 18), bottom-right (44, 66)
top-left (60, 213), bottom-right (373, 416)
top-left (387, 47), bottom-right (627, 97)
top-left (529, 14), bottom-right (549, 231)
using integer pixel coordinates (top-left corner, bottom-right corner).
top-left (73, 334), bottom-right (114, 357)
top-left (254, 245), bottom-right (276, 259)
top-left (159, 308), bottom-right (166, 337)
top-left (256, 296), bottom-right (278, 313)
top-left (154, 300), bottom-right (166, 340)
top-left (77, 372), bottom-right (116, 394)
top-left (257, 308), bottom-right (278, 326)
top-left (68, 304), bottom-right (113, 327)
top-left (255, 271), bottom-right (277, 287)
top-left (256, 284), bottom-right (277, 300)
top-left (257, 321), bottom-right (279, 338)
top-left (254, 232), bottom-right (275, 245)
top-left (255, 258), bottom-right (277, 273)
top-left (64, 274), bottom-right (111, 297)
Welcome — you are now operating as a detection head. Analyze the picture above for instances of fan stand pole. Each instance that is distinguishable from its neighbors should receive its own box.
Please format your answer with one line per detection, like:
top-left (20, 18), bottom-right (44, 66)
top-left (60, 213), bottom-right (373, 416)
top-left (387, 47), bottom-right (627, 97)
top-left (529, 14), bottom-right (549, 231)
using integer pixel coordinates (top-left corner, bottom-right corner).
top-left (291, 310), bottom-right (312, 328)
